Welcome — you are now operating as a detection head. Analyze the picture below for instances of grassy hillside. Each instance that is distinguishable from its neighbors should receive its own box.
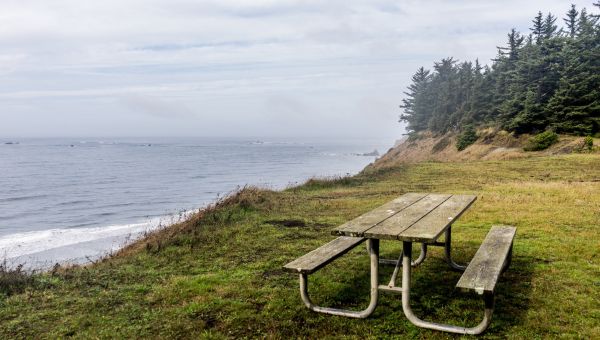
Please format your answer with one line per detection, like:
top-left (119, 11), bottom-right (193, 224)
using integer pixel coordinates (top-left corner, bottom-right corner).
top-left (371, 130), bottom-right (600, 169)
top-left (1, 154), bottom-right (599, 338)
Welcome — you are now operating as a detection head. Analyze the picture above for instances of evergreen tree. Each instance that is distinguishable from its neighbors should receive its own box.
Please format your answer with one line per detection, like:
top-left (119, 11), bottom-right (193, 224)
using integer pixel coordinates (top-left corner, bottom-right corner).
top-left (543, 13), bottom-right (558, 40)
top-left (497, 28), bottom-right (524, 61)
top-left (455, 61), bottom-right (475, 125)
top-left (468, 61), bottom-right (494, 124)
top-left (428, 57), bottom-right (458, 132)
top-left (578, 9), bottom-right (595, 36)
top-left (531, 11), bottom-right (545, 44)
top-left (399, 67), bottom-right (432, 133)
top-left (494, 28), bottom-right (528, 129)
top-left (564, 4), bottom-right (579, 38)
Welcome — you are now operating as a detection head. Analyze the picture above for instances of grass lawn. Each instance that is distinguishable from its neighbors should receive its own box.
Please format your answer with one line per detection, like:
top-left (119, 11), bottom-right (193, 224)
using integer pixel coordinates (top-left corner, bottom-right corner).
top-left (1, 154), bottom-right (599, 338)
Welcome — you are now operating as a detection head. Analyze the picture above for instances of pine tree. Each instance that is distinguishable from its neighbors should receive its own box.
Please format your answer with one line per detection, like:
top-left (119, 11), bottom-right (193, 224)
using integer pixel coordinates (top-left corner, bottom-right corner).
top-left (468, 61), bottom-right (494, 124)
top-left (399, 67), bottom-right (432, 133)
top-left (531, 11), bottom-right (545, 44)
top-left (455, 61), bottom-right (475, 126)
top-left (428, 57), bottom-right (459, 132)
top-left (495, 29), bottom-right (527, 129)
top-left (497, 28), bottom-right (524, 61)
top-left (578, 9), bottom-right (595, 36)
top-left (564, 4), bottom-right (579, 38)
top-left (543, 13), bottom-right (558, 40)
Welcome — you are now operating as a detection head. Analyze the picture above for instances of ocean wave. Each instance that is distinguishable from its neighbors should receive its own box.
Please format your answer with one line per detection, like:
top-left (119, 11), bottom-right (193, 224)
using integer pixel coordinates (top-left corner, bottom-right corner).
top-left (0, 194), bottom-right (48, 203)
top-left (0, 210), bottom-right (196, 260)
top-left (54, 199), bottom-right (95, 207)
top-left (93, 202), bottom-right (138, 210)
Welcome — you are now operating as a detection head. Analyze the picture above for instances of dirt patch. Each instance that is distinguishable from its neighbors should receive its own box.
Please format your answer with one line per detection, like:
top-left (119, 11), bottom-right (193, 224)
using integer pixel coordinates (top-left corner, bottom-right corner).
top-left (261, 269), bottom-right (286, 279)
top-left (265, 219), bottom-right (306, 228)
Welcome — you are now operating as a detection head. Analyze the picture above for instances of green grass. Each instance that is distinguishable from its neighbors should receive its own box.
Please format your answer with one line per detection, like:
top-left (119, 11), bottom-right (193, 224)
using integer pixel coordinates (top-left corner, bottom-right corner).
top-left (1, 154), bottom-right (599, 338)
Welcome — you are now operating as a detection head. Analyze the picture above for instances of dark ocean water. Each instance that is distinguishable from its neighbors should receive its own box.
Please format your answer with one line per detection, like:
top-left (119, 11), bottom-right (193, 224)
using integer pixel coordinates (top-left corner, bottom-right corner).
top-left (0, 137), bottom-right (390, 269)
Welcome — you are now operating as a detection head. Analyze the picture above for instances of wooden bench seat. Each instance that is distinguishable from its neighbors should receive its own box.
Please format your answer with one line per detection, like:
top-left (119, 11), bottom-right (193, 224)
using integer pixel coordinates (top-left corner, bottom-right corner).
top-left (456, 225), bottom-right (516, 295)
top-left (283, 236), bottom-right (365, 274)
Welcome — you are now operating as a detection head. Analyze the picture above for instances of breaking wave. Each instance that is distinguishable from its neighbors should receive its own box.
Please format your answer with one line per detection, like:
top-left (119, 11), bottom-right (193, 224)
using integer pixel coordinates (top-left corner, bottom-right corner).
top-left (0, 211), bottom-right (195, 262)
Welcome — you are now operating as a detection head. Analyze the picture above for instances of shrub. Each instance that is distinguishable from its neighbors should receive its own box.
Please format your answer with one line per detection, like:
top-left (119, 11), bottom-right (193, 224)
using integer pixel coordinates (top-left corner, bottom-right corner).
top-left (0, 263), bottom-right (34, 296)
top-left (524, 131), bottom-right (559, 151)
top-left (456, 126), bottom-right (478, 151)
top-left (584, 136), bottom-right (593, 151)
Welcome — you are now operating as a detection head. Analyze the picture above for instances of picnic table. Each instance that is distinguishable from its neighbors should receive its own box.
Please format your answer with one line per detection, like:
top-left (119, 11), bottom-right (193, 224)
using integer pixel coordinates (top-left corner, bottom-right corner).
top-left (284, 193), bottom-right (516, 335)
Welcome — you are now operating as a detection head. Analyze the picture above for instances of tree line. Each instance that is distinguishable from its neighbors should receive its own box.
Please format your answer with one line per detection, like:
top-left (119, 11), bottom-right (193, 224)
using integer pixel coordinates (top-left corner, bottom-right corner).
top-left (400, 3), bottom-right (600, 136)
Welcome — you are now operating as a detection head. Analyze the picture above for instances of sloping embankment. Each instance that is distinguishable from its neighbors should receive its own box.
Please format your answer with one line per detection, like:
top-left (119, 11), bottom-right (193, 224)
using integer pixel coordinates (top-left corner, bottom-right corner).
top-left (368, 130), bottom-right (593, 170)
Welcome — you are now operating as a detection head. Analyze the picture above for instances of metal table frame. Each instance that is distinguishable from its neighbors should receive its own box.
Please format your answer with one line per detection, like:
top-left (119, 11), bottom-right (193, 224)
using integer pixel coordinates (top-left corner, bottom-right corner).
top-left (298, 226), bottom-right (495, 335)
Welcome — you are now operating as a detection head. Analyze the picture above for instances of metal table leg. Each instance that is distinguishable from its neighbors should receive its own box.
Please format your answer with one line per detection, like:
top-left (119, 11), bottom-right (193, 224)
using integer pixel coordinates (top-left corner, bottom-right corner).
top-left (299, 239), bottom-right (380, 318)
top-left (401, 241), bottom-right (495, 335)
top-left (444, 226), bottom-right (467, 271)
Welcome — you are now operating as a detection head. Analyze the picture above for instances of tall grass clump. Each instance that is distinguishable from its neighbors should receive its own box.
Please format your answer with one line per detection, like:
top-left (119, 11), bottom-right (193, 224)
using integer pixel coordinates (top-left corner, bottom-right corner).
top-left (584, 136), bottom-right (594, 151)
top-left (0, 262), bottom-right (34, 297)
top-left (300, 175), bottom-right (364, 190)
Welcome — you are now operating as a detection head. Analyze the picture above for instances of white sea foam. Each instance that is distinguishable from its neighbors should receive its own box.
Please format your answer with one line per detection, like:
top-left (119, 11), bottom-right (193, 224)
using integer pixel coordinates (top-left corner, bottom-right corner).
top-left (0, 210), bottom-right (196, 261)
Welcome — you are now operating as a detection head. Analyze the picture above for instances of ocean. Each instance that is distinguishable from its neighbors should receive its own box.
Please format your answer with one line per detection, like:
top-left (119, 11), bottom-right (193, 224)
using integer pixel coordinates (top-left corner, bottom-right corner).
top-left (0, 137), bottom-right (391, 269)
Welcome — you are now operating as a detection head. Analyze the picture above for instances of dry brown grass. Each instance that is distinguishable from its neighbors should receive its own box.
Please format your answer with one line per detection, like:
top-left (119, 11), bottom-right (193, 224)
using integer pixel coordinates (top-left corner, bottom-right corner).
top-left (370, 130), bottom-right (598, 170)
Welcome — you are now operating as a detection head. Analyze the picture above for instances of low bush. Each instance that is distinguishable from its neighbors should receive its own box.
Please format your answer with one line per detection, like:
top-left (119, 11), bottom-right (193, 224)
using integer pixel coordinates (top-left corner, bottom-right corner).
top-left (456, 126), bottom-right (478, 151)
top-left (524, 131), bottom-right (559, 151)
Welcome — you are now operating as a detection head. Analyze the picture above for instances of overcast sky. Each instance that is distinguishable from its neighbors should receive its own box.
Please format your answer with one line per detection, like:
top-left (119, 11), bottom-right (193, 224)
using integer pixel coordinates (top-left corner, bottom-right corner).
top-left (0, 0), bottom-right (597, 139)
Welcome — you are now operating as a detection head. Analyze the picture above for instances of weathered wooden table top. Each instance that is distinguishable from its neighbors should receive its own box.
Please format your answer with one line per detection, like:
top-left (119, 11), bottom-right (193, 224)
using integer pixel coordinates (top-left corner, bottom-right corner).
top-left (332, 193), bottom-right (477, 243)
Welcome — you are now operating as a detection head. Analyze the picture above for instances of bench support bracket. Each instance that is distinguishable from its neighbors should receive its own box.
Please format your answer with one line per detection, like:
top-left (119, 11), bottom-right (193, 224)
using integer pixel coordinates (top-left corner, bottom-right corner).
top-left (299, 239), bottom-right (379, 318)
top-left (379, 243), bottom-right (427, 294)
top-left (401, 241), bottom-right (495, 335)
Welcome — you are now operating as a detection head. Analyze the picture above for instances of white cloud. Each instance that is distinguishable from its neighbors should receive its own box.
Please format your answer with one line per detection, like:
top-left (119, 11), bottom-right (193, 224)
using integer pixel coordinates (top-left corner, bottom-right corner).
top-left (0, 0), bottom-right (597, 138)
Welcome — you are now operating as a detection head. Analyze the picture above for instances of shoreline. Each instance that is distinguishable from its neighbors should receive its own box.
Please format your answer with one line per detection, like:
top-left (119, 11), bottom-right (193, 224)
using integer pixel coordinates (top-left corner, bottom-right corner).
top-left (1, 210), bottom-right (196, 271)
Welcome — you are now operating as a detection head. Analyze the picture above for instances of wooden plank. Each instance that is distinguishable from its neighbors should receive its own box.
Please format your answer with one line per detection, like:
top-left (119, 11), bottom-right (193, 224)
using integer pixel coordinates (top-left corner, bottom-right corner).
top-left (456, 225), bottom-right (516, 294)
top-left (283, 236), bottom-right (365, 274)
top-left (398, 194), bottom-right (477, 242)
top-left (363, 194), bottom-right (452, 240)
top-left (332, 193), bottom-right (428, 237)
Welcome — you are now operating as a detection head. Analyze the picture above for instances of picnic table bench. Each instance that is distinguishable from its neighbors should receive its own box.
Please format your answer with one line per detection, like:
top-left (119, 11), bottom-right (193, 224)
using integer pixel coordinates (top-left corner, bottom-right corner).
top-left (283, 193), bottom-right (516, 335)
